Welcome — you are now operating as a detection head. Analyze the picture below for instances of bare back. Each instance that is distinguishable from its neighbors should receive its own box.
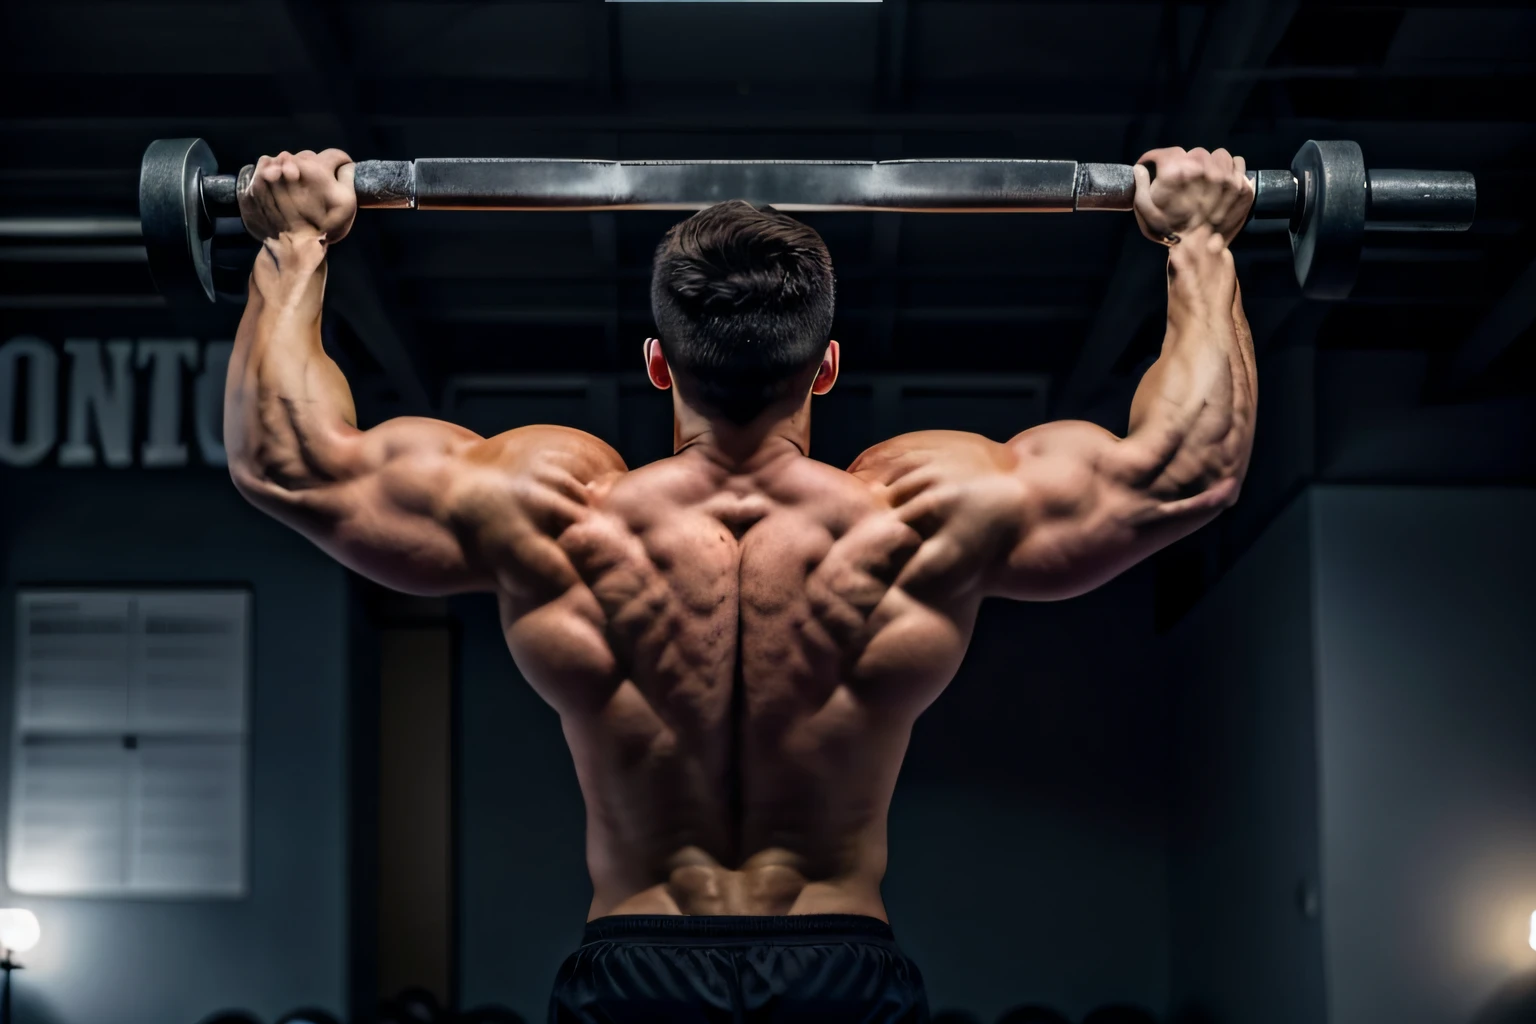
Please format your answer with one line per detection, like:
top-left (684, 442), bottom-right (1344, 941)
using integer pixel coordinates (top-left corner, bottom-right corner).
top-left (499, 443), bottom-right (977, 920)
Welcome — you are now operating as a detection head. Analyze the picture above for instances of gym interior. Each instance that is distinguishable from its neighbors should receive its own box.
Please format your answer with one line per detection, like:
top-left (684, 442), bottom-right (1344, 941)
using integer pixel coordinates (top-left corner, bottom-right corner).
top-left (1, 2), bottom-right (1533, 1023)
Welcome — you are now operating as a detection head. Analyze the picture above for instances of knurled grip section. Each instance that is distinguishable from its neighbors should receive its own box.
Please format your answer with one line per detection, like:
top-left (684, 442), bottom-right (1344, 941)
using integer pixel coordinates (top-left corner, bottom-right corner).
top-left (353, 160), bottom-right (416, 209)
top-left (1074, 163), bottom-right (1136, 211)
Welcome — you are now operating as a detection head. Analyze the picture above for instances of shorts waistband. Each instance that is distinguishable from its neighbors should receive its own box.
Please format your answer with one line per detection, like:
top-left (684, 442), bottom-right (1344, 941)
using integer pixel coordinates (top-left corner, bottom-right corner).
top-left (581, 914), bottom-right (895, 946)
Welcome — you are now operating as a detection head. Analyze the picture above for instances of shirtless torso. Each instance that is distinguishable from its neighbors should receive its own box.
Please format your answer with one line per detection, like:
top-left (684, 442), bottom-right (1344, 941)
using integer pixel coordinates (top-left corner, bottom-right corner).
top-left (226, 145), bottom-right (1258, 925)
top-left (508, 438), bottom-right (973, 920)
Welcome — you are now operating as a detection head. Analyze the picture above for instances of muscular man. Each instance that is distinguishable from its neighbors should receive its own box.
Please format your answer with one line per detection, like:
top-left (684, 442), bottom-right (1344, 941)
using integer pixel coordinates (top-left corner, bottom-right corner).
top-left (229, 147), bottom-right (1255, 1022)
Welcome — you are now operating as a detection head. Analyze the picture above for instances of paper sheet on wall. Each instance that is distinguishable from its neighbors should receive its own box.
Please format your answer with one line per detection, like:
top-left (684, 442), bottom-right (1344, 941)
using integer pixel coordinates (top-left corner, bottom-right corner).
top-left (15, 592), bottom-right (133, 731)
top-left (133, 592), bottom-right (249, 733)
top-left (7, 737), bottom-right (246, 896)
top-left (128, 738), bottom-right (245, 895)
top-left (7, 738), bottom-right (130, 893)
top-left (16, 590), bottom-right (248, 734)
top-left (8, 590), bottom-right (250, 897)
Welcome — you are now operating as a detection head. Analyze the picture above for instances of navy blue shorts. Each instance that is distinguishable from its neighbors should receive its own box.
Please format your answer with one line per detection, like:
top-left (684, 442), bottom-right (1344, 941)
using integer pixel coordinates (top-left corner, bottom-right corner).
top-left (547, 914), bottom-right (930, 1023)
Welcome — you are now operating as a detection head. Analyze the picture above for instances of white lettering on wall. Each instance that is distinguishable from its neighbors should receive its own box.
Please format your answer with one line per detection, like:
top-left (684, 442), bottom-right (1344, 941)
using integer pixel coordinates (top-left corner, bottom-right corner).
top-left (0, 337), bottom-right (58, 467)
top-left (0, 336), bottom-right (231, 470)
top-left (137, 340), bottom-right (199, 468)
top-left (60, 339), bottom-right (135, 468)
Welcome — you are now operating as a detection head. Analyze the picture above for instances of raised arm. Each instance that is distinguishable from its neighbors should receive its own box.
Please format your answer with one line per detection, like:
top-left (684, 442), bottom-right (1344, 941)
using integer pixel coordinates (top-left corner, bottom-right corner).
top-left (853, 146), bottom-right (1257, 602)
top-left (225, 149), bottom-right (623, 595)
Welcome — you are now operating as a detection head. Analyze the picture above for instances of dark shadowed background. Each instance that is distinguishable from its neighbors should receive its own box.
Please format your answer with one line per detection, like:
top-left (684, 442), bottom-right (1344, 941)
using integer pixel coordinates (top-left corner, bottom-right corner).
top-left (1, 2), bottom-right (1533, 1023)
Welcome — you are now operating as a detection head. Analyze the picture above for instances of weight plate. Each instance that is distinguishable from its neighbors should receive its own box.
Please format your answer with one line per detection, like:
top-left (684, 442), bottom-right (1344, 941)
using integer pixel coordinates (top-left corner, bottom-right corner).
top-left (1289, 139), bottom-right (1367, 300)
top-left (140, 138), bottom-right (218, 304)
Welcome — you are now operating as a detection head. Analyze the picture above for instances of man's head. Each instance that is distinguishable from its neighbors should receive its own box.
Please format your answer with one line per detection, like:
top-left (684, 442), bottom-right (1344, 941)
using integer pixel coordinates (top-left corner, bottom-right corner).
top-left (649, 200), bottom-right (837, 425)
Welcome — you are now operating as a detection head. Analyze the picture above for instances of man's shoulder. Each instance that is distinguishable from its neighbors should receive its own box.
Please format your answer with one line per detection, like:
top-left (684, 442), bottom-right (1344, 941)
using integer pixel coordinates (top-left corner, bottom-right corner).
top-left (848, 430), bottom-right (1007, 482)
top-left (467, 425), bottom-right (627, 487)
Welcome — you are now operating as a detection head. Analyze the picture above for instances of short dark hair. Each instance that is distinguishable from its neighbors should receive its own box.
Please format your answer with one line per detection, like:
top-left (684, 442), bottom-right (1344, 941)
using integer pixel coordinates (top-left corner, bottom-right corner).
top-left (651, 200), bottom-right (836, 424)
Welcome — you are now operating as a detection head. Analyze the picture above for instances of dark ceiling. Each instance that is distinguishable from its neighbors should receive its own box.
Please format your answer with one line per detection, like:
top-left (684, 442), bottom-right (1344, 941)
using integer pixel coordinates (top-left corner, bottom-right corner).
top-left (2, 1), bottom-right (1533, 442)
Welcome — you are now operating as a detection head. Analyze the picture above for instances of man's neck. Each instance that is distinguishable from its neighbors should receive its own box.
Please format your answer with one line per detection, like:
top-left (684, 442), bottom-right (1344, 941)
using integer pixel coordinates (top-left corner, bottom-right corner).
top-left (671, 395), bottom-right (812, 473)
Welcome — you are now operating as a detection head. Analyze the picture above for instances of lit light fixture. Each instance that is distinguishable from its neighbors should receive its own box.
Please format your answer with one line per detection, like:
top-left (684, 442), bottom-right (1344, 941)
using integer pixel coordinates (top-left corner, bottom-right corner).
top-left (1529, 910), bottom-right (1536, 953)
top-left (0, 908), bottom-right (40, 1024)
top-left (0, 911), bottom-right (38, 957)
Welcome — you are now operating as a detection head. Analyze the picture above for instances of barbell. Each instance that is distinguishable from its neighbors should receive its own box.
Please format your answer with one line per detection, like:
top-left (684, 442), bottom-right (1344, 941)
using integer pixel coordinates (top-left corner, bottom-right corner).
top-left (140, 137), bottom-right (1476, 306)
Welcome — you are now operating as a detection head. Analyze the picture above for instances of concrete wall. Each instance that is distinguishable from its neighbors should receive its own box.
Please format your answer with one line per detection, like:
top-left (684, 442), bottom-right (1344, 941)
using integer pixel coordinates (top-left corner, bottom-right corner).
top-left (1312, 487), bottom-right (1536, 1024)
top-left (1165, 494), bottom-right (1329, 1024)
top-left (889, 573), bottom-right (1169, 1022)
top-left (456, 571), bottom-right (1172, 1022)
top-left (0, 469), bottom-right (351, 1024)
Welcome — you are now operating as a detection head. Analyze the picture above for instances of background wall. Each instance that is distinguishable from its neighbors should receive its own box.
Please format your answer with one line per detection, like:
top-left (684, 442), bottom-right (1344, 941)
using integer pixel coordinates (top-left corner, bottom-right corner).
top-left (1165, 486), bottom-right (1536, 1024)
top-left (1313, 487), bottom-right (1536, 1024)
top-left (1165, 494), bottom-right (1328, 1024)
top-left (0, 469), bottom-right (351, 1024)
top-left (887, 574), bottom-right (1169, 1022)
top-left (455, 593), bottom-right (591, 1017)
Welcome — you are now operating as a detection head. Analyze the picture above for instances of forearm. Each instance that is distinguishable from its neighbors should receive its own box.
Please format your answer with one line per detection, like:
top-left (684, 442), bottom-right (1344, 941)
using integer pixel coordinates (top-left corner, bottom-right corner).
top-left (1124, 229), bottom-right (1256, 504)
top-left (225, 238), bottom-right (362, 494)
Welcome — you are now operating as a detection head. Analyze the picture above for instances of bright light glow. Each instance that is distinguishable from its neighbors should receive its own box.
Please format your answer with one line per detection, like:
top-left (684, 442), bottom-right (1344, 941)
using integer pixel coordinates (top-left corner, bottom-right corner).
top-left (1529, 910), bottom-right (1536, 953)
top-left (0, 908), bottom-right (40, 954)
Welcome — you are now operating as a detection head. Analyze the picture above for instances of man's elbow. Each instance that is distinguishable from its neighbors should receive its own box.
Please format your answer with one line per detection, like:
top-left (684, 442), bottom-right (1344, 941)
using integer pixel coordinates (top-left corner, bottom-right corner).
top-left (1167, 472), bottom-right (1243, 525)
top-left (227, 455), bottom-right (333, 523)
top-left (226, 425), bottom-right (360, 500)
top-left (228, 459), bottom-right (300, 520)
top-left (228, 460), bottom-right (262, 503)
top-left (1207, 472), bottom-right (1243, 513)
top-left (1173, 438), bottom-right (1249, 516)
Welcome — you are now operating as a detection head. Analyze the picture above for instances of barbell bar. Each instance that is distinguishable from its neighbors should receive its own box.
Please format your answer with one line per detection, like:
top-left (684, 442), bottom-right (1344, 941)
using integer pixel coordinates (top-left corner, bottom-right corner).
top-left (140, 137), bottom-right (1476, 306)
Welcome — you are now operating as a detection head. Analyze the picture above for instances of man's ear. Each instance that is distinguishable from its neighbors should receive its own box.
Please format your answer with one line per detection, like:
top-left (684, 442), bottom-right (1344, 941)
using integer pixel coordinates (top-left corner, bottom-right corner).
top-left (644, 338), bottom-right (673, 391)
top-left (811, 340), bottom-right (840, 396)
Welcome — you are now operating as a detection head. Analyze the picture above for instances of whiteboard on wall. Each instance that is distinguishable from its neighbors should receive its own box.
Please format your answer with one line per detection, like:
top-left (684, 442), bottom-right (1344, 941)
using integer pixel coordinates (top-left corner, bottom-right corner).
top-left (8, 590), bottom-right (250, 897)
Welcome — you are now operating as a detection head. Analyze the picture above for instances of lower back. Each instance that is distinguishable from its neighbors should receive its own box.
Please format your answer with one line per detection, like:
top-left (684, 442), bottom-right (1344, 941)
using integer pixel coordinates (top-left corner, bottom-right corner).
top-left (598, 846), bottom-right (892, 919)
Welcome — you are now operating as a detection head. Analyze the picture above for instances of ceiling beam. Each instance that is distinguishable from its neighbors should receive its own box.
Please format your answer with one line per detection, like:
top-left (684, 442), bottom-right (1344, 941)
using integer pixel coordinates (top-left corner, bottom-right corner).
top-left (248, 0), bottom-right (432, 414)
top-left (1054, 0), bottom-right (1300, 417)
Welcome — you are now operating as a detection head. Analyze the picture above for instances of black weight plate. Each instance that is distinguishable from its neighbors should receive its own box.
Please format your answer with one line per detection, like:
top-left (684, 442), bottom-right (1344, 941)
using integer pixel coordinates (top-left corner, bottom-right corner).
top-left (140, 138), bottom-right (219, 304)
top-left (1289, 139), bottom-right (1366, 300)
